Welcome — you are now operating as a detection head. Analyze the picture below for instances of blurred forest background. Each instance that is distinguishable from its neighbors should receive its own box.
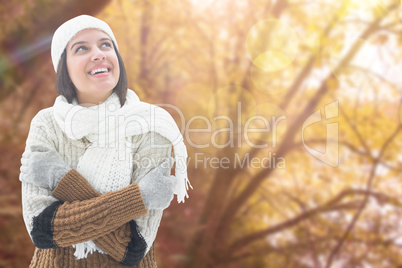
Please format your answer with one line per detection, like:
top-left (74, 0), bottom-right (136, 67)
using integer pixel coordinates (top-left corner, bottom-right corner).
top-left (1, 0), bottom-right (402, 267)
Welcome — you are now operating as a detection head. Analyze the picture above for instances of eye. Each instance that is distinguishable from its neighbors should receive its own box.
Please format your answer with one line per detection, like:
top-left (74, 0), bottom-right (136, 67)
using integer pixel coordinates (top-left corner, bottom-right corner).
top-left (101, 42), bottom-right (112, 48)
top-left (75, 46), bottom-right (87, 53)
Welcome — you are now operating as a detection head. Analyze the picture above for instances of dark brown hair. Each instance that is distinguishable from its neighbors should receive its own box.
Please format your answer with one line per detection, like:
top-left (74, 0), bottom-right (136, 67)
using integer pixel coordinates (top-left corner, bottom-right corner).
top-left (55, 41), bottom-right (128, 107)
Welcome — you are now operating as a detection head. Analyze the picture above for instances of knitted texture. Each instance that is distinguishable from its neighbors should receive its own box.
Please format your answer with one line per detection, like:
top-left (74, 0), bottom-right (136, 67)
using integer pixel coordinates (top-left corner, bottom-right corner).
top-left (52, 169), bottom-right (100, 201)
top-left (53, 89), bottom-right (191, 202)
top-left (31, 201), bottom-right (63, 249)
top-left (20, 145), bottom-right (71, 190)
top-left (51, 15), bottom-right (118, 72)
top-left (31, 182), bottom-right (147, 248)
top-left (52, 89), bottom-right (190, 257)
top-left (21, 106), bottom-right (171, 267)
top-left (29, 244), bottom-right (157, 268)
top-left (53, 169), bottom-right (147, 265)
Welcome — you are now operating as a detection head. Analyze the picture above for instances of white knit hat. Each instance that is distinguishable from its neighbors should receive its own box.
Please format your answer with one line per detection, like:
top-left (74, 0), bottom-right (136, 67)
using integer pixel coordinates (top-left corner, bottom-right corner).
top-left (51, 15), bottom-right (118, 72)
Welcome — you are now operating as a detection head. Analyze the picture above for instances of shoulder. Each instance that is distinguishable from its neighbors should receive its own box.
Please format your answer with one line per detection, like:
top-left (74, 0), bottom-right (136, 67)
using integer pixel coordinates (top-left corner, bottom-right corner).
top-left (131, 131), bottom-right (172, 149)
top-left (130, 131), bottom-right (172, 172)
top-left (31, 107), bottom-right (55, 126)
top-left (28, 107), bottom-right (60, 140)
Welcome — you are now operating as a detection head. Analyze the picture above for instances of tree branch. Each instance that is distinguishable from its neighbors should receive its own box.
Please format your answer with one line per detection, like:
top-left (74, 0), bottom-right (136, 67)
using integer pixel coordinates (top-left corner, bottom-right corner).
top-left (228, 186), bottom-right (401, 255)
top-left (219, 2), bottom-right (399, 236)
top-left (324, 117), bottom-right (402, 267)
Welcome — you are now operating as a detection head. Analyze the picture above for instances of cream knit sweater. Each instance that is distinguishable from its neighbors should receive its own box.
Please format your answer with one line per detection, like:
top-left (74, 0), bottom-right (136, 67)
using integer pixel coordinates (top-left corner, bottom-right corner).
top-left (21, 103), bottom-right (172, 267)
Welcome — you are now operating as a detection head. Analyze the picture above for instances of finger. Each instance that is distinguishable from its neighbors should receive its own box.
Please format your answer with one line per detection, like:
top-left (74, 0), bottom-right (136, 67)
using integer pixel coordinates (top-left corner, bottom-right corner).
top-left (30, 145), bottom-right (51, 153)
top-left (21, 155), bottom-right (30, 166)
top-left (165, 175), bottom-right (178, 191)
top-left (145, 166), bottom-right (163, 177)
top-left (168, 193), bottom-right (174, 204)
top-left (20, 165), bottom-right (28, 174)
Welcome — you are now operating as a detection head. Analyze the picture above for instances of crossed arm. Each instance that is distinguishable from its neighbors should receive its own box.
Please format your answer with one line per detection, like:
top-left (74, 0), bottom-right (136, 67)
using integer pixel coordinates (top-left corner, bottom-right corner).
top-left (20, 114), bottom-right (173, 266)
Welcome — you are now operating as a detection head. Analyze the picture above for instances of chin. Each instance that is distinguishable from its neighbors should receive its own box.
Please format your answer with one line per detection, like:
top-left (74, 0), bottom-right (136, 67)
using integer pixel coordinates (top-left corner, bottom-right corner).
top-left (97, 83), bottom-right (117, 92)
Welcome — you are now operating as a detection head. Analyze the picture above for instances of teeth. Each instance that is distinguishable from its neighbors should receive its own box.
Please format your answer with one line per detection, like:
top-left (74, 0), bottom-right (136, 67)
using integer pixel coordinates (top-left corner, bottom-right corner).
top-left (90, 68), bottom-right (109, 75)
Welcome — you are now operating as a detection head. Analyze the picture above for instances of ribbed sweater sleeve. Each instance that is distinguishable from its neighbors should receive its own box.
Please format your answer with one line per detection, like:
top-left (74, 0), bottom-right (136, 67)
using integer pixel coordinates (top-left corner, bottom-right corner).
top-left (21, 110), bottom-right (147, 258)
top-left (30, 179), bottom-right (148, 249)
top-left (52, 169), bottom-right (147, 265)
top-left (52, 169), bottom-right (101, 201)
top-left (21, 110), bottom-right (168, 267)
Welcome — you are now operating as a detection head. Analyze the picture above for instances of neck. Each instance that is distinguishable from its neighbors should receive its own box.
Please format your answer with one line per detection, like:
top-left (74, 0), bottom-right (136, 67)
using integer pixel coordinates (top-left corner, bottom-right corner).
top-left (77, 92), bottom-right (113, 107)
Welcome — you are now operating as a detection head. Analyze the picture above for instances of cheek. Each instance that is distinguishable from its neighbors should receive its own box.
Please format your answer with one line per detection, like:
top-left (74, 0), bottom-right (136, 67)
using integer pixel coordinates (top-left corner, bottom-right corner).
top-left (114, 64), bottom-right (120, 80)
top-left (111, 55), bottom-right (120, 79)
top-left (67, 58), bottom-right (86, 82)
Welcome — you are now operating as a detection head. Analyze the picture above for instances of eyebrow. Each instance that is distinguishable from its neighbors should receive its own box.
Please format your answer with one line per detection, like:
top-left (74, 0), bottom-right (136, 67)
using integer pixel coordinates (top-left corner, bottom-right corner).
top-left (70, 38), bottom-right (112, 51)
top-left (70, 41), bottom-right (86, 51)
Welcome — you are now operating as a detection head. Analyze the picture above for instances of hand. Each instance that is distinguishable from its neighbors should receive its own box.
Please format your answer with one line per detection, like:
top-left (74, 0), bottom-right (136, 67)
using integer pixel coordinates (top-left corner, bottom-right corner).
top-left (138, 158), bottom-right (176, 210)
top-left (20, 145), bottom-right (71, 190)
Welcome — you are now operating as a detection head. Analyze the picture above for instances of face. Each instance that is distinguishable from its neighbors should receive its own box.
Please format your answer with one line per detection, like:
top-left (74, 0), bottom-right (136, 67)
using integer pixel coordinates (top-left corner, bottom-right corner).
top-left (66, 29), bottom-right (120, 106)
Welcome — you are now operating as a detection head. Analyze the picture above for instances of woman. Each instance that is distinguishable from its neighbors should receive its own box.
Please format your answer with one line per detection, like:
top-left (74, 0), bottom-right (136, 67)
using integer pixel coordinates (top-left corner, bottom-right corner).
top-left (19, 15), bottom-right (191, 267)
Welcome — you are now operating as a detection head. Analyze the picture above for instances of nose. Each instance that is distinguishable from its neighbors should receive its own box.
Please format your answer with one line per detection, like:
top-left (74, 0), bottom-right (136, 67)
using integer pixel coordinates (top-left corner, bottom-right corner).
top-left (91, 48), bottom-right (106, 62)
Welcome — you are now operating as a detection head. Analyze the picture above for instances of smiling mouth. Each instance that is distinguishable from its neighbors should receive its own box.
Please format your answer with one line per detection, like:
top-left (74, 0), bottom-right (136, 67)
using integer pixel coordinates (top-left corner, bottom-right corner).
top-left (89, 67), bottom-right (111, 75)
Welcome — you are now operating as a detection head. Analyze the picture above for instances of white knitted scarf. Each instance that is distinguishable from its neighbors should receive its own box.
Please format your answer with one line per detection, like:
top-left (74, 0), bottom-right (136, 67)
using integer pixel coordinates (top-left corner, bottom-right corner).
top-left (53, 89), bottom-right (191, 259)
